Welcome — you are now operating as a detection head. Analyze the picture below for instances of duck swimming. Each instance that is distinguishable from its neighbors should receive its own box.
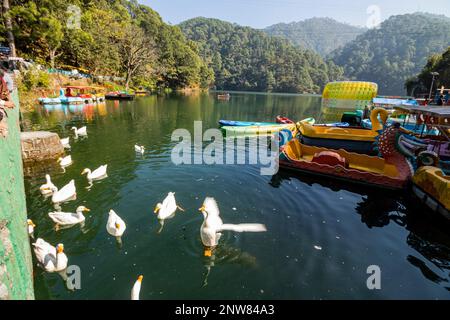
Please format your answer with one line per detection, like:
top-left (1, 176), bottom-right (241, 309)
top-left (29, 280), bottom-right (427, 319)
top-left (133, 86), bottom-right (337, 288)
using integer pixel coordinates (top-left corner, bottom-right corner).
top-left (71, 126), bottom-right (87, 138)
top-left (154, 192), bottom-right (184, 233)
top-left (82, 165), bottom-right (108, 181)
top-left (32, 239), bottom-right (68, 273)
top-left (106, 209), bottom-right (126, 238)
top-left (134, 145), bottom-right (145, 155)
top-left (131, 275), bottom-right (143, 300)
top-left (57, 155), bottom-right (73, 168)
top-left (40, 174), bottom-right (56, 196)
top-left (49, 180), bottom-right (77, 204)
top-left (48, 206), bottom-right (90, 227)
top-left (199, 197), bottom-right (267, 256)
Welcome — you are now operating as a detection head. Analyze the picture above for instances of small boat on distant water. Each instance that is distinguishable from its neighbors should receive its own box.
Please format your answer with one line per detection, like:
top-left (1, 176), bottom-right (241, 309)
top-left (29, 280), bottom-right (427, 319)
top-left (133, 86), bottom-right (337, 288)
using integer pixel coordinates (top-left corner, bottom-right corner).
top-left (135, 87), bottom-right (149, 96)
top-left (106, 91), bottom-right (136, 101)
top-left (276, 116), bottom-right (295, 124)
top-left (217, 93), bottom-right (230, 101)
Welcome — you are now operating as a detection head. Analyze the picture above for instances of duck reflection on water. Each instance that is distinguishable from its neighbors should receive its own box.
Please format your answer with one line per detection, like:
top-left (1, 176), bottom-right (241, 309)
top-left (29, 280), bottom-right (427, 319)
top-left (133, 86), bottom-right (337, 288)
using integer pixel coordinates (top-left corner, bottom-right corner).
top-left (201, 244), bottom-right (258, 288)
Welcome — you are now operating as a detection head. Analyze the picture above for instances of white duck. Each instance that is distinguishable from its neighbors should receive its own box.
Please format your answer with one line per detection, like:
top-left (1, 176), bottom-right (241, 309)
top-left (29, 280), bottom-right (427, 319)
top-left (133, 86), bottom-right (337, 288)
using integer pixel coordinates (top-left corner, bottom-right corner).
top-left (199, 198), bottom-right (267, 256)
top-left (40, 174), bottom-right (56, 195)
top-left (82, 165), bottom-right (108, 181)
top-left (57, 155), bottom-right (73, 168)
top-left (131, 275), bottom-right (143, 300)
top-left (48, 206), bottom-right (90, 226)
top-left (50, 180), bottom-right (77, 204)
top-left (32, 239), bottom-right (68, 273)
top-left (71, 126), bottom-right (87, 138)
top-left (60, 137), bottom-right (70, 149)
top-left (27, 219), bottom-right (36, 238)
top-left (134, 145), bottom-right (145, 155)
top-left (154, 192), bottom-right (184, 233)
top-left (106, 209), bottom-right (126, 237)
top-left (154, 192), bottom-right (185, 220)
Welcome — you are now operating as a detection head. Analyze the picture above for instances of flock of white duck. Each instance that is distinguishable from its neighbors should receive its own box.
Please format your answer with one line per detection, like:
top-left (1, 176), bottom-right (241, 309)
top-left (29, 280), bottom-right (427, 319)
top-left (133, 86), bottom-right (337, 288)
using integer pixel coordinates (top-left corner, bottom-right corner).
top-left (27, 126), bottom-right (267, 300)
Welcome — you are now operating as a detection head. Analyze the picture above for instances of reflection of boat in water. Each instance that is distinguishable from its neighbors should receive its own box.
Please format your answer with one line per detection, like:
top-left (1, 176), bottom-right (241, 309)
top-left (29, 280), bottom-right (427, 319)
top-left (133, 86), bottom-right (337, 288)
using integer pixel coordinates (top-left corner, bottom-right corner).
top-left (270, 170), bottom-right (450, 291)
top-left (280, 124), bottom-right (413, 190)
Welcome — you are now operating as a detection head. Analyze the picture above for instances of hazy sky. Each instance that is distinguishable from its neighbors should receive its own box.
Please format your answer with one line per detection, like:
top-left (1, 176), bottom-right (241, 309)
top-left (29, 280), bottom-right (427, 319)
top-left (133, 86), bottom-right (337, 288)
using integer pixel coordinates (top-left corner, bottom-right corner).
top-left (142, 0), bottom-right (450, 28)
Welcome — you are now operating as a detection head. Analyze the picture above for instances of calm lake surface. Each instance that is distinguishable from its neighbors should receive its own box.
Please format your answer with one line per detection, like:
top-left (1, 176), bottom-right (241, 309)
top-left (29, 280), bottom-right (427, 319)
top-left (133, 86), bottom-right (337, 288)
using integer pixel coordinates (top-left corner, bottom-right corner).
top-left (23, 92), bottom-right (450, 300)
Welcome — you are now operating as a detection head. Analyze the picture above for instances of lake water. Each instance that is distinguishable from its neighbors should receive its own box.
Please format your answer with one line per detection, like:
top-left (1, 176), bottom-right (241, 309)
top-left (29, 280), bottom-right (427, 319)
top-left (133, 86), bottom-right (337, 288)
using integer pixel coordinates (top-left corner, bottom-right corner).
top-left (23, 92), bottom-right (450, 300)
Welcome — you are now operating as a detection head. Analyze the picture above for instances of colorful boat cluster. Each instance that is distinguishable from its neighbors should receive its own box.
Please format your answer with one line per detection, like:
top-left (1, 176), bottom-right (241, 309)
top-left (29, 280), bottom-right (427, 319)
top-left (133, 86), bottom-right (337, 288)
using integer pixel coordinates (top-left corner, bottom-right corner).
top-left (218, 81), bottom-right (450, 220)
top-left (39, 87), bottom-right (139, 105)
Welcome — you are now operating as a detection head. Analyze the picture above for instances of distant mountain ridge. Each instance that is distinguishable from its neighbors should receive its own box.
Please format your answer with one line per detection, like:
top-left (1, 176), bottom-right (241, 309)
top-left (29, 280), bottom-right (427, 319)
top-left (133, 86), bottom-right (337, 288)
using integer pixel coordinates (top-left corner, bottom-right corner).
top-left (330, 13), bottom-right (450, 95)
top-left (179, 17), bottom-right (343, 94)
top-left (264, 17), bottom-right (366, 56)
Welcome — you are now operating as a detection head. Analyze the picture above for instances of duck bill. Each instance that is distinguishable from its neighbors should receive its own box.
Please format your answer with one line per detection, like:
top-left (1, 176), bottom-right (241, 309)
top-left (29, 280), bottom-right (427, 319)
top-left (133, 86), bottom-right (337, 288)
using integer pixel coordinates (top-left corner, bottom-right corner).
top-left (204, 248), bottom-right (213, 257)
top-left (199, 206), bottom-right (206, 213)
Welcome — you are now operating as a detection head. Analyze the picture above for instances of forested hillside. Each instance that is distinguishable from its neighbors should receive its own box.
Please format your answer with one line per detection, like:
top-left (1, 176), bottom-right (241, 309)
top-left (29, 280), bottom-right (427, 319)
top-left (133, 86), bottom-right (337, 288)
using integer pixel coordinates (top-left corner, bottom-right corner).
top-left (406, 46), bottom-right (450, 96)
top-left (179, 17), bottom-right (343, 94)
top-left (264, 18), bottom-right (365, 56)
top-left (0, 0), bottom-right (214, 90)
top-left (331, 13), bottom-right (450, 95)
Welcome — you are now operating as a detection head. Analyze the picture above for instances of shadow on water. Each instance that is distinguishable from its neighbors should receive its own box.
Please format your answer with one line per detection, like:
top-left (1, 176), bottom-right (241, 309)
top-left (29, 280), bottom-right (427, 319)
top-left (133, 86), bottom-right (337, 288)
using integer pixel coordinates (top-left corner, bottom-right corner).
top-left (271, 170), bottom-right (450, 292)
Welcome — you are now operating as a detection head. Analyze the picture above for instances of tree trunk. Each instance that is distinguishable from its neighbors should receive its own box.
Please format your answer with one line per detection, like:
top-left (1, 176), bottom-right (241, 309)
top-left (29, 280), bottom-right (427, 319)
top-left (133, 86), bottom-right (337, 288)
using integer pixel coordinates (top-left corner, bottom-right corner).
top-left (125, 72), bottom-right (130, 92)
top-left (2, 0), bottom-right (16, 58)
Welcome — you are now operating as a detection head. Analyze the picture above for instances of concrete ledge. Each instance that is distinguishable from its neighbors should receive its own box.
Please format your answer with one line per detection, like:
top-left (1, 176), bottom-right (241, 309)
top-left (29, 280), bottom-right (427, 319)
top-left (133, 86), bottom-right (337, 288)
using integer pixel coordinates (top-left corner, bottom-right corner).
top-left (21, 131), bottom-right (64, 163)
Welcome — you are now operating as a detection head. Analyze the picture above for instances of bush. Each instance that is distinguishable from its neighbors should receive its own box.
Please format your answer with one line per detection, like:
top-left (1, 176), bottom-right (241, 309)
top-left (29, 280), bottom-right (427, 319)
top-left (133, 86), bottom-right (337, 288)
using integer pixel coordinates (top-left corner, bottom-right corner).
top-left (20, 67), bottom-right (51, 90)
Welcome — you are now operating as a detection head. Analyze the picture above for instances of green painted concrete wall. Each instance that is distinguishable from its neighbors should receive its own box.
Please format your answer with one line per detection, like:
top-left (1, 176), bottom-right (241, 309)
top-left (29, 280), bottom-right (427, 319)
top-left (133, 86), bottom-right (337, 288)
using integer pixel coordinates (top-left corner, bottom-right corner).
top-left (0, 91), bottom-right (34, 300)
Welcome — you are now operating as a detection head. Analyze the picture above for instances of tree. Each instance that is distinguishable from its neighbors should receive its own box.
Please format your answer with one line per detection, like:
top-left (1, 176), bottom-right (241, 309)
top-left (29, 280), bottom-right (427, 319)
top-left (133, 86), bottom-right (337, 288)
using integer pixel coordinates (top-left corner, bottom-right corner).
top-left (119, 24), bottom-right (156, 91)
top-left (41, 16), bottom-right (64, 69)
top-left (2, 0), bottom-right (16, 57)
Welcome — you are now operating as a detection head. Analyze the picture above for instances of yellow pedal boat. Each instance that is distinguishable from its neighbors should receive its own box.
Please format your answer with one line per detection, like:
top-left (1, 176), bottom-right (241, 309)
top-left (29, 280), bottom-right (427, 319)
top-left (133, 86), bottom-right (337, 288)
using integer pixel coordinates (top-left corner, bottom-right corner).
top-left (280, 124), bottom-right (413, 190)
top-left (298, 108), bottom-right (389, 154)
top-left (413, 159), bottom-right (450, 220)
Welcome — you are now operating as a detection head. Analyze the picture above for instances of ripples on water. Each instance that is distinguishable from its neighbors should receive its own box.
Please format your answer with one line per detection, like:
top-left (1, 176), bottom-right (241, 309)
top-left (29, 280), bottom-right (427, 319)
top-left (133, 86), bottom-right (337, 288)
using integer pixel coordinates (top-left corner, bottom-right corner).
top-left (23, 93), bottom-right (450, 300)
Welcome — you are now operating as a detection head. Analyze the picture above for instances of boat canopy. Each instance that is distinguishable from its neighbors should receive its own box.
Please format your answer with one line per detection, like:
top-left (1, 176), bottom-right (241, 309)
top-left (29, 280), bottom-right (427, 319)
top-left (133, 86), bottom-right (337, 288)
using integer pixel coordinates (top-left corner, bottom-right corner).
top-left (373, 97), bottom-right (418, 107)
top-left (394, 106), bottom-right (450, 127)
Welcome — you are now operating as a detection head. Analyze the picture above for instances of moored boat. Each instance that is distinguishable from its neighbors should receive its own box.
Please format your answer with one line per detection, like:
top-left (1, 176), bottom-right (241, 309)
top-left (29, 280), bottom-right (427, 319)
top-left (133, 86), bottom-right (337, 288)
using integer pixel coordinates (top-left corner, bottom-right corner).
top-left (105, 91), bottom-right (136, 100)
top-left (298, 108), bottom-right (389, 155)
top-left (280, 124), bottom-right (413, 190)
top-left (219, 120), bottom-right (278, 127)
top-left (276, 116), bottom-right (295, 124)
top-left (217, 93), bottom-right (231, 101)
top-left (412, 152), bottom-right (450, 219)
top-left (222, 123), bottom-right (297, 137)
top-left (38, 97), bottom-right (62, 105)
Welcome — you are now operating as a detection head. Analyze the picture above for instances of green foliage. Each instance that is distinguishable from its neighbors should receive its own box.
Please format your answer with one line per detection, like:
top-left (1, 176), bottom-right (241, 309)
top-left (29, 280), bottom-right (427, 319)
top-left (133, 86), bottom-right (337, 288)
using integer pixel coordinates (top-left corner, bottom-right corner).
top-left (264, 18), bottom-right (365, 56)
top-left (179, 18), bottom-right (343, 93)
top-left (19, 67), bottom-right (51, 90)
top-left (5, 0), bottom-right (214, 90)
top-left (331, 13), bottom-right (450, 95)
top-left (406, 46), bottom-right (450, 95)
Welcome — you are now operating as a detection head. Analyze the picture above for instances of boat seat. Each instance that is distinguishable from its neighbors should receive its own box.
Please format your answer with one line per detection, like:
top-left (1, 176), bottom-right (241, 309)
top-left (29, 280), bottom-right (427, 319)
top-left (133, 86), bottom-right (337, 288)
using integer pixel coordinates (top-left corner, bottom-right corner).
top-left (312, 151), bottom-right (349, 168)
top-left (324, 128), bottom-right (351, 134)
